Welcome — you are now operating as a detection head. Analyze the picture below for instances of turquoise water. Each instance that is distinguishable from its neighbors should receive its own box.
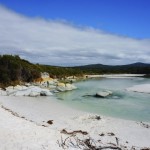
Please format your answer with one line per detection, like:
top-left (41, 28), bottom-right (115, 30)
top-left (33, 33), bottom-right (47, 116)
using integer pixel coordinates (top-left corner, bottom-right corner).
top-left (56, 78), bottom-right (150, 122)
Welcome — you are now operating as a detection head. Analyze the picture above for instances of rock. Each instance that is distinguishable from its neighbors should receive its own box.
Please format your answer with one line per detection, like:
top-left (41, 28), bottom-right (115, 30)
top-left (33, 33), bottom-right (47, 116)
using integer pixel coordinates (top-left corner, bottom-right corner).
top-left (6, 86), bottom-right (27, 95)
top-left (53, 90), bottom-right (59, 93)
top-left (95, 91), bottom-right (112, 98)
top-left (65, 84), bottom-right (77, 91)
top-left (40, 90), bottom-right (53, 96)
top-left (49, 85), bottom-right (56, 89)
top-left (4, 85), bottom-right (53, 97)
top-left (56, 86), bottom-right (66, 92)
top-left (1, 84), bottom-right (54, 97)
top-left (22, 86), bottom-right (28, 90)
top-left (40, 91), bottom-right (47, 96)
top-left (28, 86), bottom-right (52, 96)
top-left (6, 89), bottom-right (17, 96)
top-left (14, 90), bottom-right (30, 96)
top-left (95, 91), bottom-right (109, 97)
top-left (13, 85), bottom-right (23, 90)
top-left (56, 82), bottom-right (66, 92)
top-left (29, 86), bottom-right (42, 92)
top-left (48, 80), bottom-right (55, 85)
top-left (45, 91), bottom-right (53, 96)
top-left (56, 83), bottom-right (77, 92)
top-left (23, 90), bottom-right (32, 96)
top-left (13, 85), bottom-right (28, 90)
top-left (29, 91), bottom-right (40, 97)
top-left (57, 83), bottom-right (65, 87)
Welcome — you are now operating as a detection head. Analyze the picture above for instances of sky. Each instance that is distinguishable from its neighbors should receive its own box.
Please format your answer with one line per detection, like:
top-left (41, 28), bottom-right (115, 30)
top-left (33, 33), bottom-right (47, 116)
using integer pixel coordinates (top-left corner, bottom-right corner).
top-left (0, 0), bottom-right (150, 66)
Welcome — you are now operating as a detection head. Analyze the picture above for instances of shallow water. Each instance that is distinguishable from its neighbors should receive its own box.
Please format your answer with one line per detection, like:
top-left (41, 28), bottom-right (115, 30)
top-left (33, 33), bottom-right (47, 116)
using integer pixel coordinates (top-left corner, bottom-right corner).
top-left (56, 77), bottom-right (150, 122)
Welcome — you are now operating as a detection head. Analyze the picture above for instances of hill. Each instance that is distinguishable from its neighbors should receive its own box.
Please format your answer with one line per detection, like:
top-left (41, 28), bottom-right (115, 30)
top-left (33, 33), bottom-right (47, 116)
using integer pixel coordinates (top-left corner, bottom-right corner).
top-left (73, 62), bottom-right (150, 74)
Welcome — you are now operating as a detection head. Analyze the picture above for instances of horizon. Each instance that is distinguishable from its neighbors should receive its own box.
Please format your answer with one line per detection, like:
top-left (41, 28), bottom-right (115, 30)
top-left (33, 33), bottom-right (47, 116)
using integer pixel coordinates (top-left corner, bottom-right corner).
top-left (0, 0), bottom-right (150, 66)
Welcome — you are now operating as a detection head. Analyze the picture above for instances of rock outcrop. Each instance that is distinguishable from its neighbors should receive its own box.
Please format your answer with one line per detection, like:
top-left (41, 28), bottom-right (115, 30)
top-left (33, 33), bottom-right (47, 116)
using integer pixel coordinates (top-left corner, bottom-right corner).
top-left (1, 85), bottom-right (53, 97)
top-left (95, 90), bottom-right (112, 98)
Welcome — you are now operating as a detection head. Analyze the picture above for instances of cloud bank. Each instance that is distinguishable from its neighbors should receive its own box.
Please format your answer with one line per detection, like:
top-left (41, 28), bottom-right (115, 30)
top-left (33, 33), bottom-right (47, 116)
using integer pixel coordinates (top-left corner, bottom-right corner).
top-left (0, 5), bottom-right (150, 66)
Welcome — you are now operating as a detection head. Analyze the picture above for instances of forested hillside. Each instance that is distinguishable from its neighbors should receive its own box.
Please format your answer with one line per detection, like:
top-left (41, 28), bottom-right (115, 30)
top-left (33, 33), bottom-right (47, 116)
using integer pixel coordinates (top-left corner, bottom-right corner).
top-left (0, 55), bottom-right (41, 86)
top-left (0, 55), bottom-right (83, 86)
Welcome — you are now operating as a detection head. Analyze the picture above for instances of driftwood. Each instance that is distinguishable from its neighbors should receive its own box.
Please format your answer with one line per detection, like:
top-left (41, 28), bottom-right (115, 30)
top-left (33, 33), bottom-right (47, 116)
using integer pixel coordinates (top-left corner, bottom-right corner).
top-left (107, 143), bottom-right (117, 146)
top-left (99, 133), bottom-right (105, 136)
top-left (115, 137), bottom-right (119, 146)
top-left (47, 120), bottom-right (53, 125)
top-left (107, 132), bottom-right (115, 136)
top-left (61, 129), bottom-right (88, 135)
top-left (99, 132), bottom-right (115, 136)
top-left (57, 135), bottom-right (123, 150)
top-left (140, 122), bottom-right (150, 128)
top-left (97, 146), bottom-right (122, 150)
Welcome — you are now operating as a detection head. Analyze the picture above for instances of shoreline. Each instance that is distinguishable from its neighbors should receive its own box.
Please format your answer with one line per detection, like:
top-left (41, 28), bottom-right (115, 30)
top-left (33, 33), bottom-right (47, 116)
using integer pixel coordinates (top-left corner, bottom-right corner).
top-left (0, 95), bottom-right (150, 149)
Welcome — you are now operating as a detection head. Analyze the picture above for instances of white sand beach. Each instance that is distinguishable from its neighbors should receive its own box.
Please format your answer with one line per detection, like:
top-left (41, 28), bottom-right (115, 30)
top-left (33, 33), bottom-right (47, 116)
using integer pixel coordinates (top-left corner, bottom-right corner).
top-left (0, 95), bottom-right (150, 150)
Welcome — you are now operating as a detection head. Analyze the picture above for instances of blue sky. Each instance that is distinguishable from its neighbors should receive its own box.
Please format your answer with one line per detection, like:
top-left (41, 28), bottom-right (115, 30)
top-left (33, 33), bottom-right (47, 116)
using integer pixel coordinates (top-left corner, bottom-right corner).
top-left (0, 0), bottom-right (150, 39)
top-left (0, 0), bottom-right (150, 65)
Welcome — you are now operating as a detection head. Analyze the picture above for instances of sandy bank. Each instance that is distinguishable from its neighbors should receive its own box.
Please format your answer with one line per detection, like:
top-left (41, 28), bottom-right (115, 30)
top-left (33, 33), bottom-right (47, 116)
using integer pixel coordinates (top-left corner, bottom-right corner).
top-left (0, 96), bottom-right (150, 149)
top-left (127, 84), bottom-right (150, 94)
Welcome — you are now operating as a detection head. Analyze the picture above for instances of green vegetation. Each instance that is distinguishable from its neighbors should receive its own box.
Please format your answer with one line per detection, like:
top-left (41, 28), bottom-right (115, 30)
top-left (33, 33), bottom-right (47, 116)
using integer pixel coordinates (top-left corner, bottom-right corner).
top-left (0, 55), bottom-right (150, 87)
top-left (0, 55), bottom-right (83, 86)
top-left (0, 55), bottom-right (41, 86)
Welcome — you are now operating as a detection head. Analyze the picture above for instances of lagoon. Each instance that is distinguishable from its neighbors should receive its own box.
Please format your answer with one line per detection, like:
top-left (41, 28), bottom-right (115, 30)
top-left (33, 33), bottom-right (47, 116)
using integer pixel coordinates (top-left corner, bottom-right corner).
top-left (56, 77), bottom-right (150, 122)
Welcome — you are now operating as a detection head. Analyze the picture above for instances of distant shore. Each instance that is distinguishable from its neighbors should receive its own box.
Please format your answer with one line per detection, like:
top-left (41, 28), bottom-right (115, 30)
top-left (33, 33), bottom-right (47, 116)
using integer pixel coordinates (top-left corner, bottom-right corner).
top-left (85, 74), bottom-right (145, 79)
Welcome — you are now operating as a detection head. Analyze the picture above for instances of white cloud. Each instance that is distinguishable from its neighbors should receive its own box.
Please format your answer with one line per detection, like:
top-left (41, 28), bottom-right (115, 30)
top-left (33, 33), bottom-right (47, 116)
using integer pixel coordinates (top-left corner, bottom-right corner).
top-left (0, 5), bottom-right (150, 66)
